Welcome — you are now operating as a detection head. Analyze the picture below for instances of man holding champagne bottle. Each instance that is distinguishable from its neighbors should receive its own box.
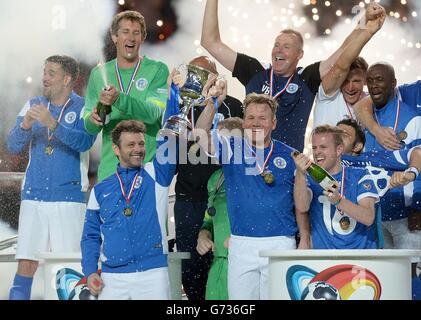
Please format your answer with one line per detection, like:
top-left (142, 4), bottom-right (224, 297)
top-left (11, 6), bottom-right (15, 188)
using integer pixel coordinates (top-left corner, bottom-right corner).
top-left (83, 10), bottom-right (169, 181)
top-left (292, 125), bottom-right (379, 249)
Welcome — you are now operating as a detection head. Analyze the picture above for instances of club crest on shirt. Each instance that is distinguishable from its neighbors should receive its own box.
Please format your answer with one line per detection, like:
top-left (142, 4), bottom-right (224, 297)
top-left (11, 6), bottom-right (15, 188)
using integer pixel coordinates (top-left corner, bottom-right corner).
top-left (273, 157), bottom-right (287, 169)
top-left (135, 176), bottom-right (143, 189)
top-left (136, 78), bottom-right (148, 91)
top-left (65, 111), bottom-right (77, 124)
top-left (286, 83), bottom-right (299, 94)
top-left (363, 182), bottom-right (372, 191)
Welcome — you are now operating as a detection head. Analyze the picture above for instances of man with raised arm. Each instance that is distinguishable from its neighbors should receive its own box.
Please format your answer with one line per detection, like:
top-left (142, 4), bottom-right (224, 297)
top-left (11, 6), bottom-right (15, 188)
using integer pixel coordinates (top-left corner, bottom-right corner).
top-left (194, 80), bottom-right (299, 299)
top-left (201, 0), bottom-right (385, 151)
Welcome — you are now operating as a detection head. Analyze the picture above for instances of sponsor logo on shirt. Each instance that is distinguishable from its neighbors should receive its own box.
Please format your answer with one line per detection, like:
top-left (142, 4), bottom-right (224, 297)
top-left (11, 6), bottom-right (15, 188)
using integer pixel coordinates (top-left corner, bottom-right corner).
top-left (136, 78), bottom-right (148, 91)
top-left (65, 111), bottom-right (77, 124)
top-left (273, 157), bottom-right (287, 169)
top-left (261, 84), bottom-right (270, 95)
top-left (157, 88), bottom-right (167, 95)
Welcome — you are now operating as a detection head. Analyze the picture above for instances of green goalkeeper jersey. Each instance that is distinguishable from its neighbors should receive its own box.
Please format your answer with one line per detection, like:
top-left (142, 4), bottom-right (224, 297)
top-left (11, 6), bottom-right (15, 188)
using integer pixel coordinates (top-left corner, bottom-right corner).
top-left (84, 56), bottom-right (169, 181)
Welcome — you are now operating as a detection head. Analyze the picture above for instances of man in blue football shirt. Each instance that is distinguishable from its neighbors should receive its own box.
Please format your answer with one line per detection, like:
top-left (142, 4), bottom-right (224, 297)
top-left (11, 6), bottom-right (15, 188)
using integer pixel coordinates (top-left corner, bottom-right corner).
top-left (81, 120), bottom-right (176, 299)
top-left (293, 125), bottom-right (379, 249)
top-left (7, 55), bottom-right (96, 300)
top-left (353, 63), bottom-right (421, 256)
top-left (338, 118), bottom-right (420, 189)
top-left (337, 118), bottom-right (421, 299)
top-left (355, 80), bottom-right (421, 150)
top-left (195, 87), bottom-right (299, 300)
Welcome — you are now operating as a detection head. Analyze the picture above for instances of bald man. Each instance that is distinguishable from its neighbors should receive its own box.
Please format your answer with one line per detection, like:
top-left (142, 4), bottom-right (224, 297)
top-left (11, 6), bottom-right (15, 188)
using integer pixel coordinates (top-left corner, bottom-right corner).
top-left (173, 56), bottom-right (243, 300)
top-left (363, 62), bottom-right (421, 267)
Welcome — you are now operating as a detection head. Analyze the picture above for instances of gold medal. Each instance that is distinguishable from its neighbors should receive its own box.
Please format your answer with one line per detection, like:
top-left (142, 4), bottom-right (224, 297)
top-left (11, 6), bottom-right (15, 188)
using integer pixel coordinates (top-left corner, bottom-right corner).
top-left (123, 207), bottom-right (133, 217)
top-left (44, 145), bottom-right (54, 156)
top-left (117, 170), bottom-right (140, 218)
top-left (263, 170), bottom-right (274, 185)
top-left (398, 130), bottom-right (408, 141)
top-left (339, 216), bottom-right (350, 230)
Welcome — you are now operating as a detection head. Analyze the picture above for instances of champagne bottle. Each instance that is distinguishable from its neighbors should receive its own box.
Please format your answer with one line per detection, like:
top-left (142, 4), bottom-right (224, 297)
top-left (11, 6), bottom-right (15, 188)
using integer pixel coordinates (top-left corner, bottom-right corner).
top-left (96, 101), bottom-right (111, 125)
top-left (292, 151), bottom-right (337, 191)
top-left (96, 87), bottom-right (112, 125)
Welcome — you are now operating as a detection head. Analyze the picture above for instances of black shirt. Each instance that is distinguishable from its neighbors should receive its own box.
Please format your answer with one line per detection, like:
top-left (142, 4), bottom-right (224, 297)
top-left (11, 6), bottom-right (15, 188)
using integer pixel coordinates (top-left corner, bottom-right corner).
top-left (175, 95), bottom-right (243, 201)
top-left (233, 53), bottom-right (321, 151)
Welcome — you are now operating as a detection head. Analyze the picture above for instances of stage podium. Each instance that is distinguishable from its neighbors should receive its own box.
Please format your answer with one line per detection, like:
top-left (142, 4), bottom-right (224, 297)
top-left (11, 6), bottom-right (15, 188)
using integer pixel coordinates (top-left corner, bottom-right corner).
top-left (260, 249), bottom-right (421, 300)
top-left (37, 251), bottom-right (190, 300)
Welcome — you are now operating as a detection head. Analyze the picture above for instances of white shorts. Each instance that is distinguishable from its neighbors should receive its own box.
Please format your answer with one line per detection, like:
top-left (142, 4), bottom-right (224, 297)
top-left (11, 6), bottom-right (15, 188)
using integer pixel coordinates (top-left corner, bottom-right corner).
top-left (382, 218), bottom-right (421, 262)
top-left (15, 200), bottom-right (86, 261)
top-left (228, 235), bottom-right (296, 300)
top-left (99, 267), bottom-right (170, 300)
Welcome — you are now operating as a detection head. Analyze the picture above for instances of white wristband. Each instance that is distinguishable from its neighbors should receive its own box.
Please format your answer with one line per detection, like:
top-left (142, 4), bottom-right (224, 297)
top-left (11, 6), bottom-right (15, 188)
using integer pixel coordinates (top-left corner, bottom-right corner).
top-left (20, 122), bottom-right (30, 131)
top-left (405, 167), bottom-right (419, 179)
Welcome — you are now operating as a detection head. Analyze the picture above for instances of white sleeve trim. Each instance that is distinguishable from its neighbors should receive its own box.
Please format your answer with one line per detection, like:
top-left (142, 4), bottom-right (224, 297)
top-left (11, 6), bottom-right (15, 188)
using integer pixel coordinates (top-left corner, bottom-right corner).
top-left (403, 116), bottom-right (421, 145)
top-left (407, 146), bottom-right (419, 164)
top-left (18, 101), bottom-right (31, 117)
top-left (87, 188), bottom-right (100, 210)
top-left (145, 162), bottom-right (156, 180)
top-left (393, 150), bottom-right (407, 165)
top-left (357, 192), bottom-right (380, 204)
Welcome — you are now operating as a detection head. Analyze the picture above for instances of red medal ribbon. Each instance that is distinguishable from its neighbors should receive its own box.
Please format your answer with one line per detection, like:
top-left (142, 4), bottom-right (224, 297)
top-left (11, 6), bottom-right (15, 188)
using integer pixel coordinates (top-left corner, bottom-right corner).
top-left (116, 170), bottom-right (140, 207)
top-left (47, 98), bottom-right (71, 142)
top-left (269, 67), bottom-right (295, 100)
top-left (115, 59), bottom-right (141, 95)
top-left (246, 140), bottom-right (274, 175)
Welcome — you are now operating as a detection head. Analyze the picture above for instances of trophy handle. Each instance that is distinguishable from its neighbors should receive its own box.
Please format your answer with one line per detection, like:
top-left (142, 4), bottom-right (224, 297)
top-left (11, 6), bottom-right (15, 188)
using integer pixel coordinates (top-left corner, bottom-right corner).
top-left (179, 95), bottom-right (206, 116)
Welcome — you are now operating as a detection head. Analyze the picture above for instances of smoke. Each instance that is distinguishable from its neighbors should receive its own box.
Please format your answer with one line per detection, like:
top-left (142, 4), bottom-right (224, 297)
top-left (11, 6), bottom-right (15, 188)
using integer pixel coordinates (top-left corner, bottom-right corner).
top-left (0, 0), bottom-right (115, 135)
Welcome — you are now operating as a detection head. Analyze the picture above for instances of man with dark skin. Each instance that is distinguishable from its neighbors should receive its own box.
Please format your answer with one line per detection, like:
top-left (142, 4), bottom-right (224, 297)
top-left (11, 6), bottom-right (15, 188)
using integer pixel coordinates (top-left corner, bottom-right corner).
top-left (360, 64), bottom-right (421, 285)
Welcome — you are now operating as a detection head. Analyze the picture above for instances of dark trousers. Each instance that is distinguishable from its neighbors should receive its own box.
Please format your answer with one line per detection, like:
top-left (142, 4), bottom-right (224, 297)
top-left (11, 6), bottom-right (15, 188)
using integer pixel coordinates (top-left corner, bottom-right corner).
top-left (174, 200), bottom-right (212, 300)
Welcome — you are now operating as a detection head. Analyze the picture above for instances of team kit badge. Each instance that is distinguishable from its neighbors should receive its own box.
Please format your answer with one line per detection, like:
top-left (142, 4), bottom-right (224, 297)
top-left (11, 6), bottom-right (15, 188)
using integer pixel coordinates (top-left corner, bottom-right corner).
top-left (136, 78), bottom-right (148, 91)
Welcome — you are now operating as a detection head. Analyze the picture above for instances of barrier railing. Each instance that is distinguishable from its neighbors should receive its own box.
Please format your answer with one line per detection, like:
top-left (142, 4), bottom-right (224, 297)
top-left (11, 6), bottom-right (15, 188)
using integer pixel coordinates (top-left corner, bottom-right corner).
top-left (0, 172), bottom-right (24, 181)
top-left (0, 235), bottom-right (18, 251)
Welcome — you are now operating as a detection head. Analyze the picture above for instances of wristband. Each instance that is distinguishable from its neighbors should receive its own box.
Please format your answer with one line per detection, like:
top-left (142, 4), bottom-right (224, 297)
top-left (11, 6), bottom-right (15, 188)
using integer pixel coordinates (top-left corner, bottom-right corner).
top-left (20, 122), bottom-right (31, 131)
top-left (332, 195), bottom-right (343, 206)
top-left (405, 166), bottom-right (419, 179)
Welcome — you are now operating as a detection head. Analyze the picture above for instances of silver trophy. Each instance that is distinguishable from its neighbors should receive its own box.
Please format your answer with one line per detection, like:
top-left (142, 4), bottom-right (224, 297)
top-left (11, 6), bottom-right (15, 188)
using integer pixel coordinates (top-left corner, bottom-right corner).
top-left (160, 64), bottom-right (211, 136)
